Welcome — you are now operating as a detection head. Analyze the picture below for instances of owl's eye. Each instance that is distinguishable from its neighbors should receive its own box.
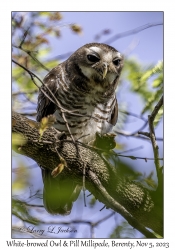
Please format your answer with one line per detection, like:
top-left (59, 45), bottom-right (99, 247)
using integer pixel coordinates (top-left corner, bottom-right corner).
top-left (87, 54), bottom-right (100, 63)
top-left (113, 59), bottom-right (121, 66)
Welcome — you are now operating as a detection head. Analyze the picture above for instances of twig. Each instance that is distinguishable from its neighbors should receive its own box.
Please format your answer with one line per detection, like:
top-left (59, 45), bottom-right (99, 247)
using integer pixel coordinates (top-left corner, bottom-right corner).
top-left (104, 22), bottom-right (163, 44)
top-left (138, 131), bottom-right (150, 138)
top-left (118, 110), bottom-right (149, 136)
top-left (148, 95), bottom-right (163, 188)
top-left (12, 44), bottom-right (50, 72)
top-left (120, 110), bottom-right (148, 122)
top-left (115, 130), bottom-right (163, 141)
top-left (25, 204), bottom-right (44, 208)
top-left (99, 205), bottom-right (106, 211)
top-left (118, 146), bottom-right (143, 154)
top-left (149, 96), bottom-right (163, 122)
top-left (117, 154), bottom-right (163, 161)
top-left (19, 27), bottom-right (30, 48)
top-left (92, 212), bottom-right (115, 227)
top-left (114, 117), bottom-right (148, 137)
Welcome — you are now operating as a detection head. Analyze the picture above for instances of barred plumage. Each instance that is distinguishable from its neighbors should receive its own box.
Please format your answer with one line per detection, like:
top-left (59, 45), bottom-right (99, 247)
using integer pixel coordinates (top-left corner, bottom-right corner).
top-left (37, 43), bottom-right (124, 215)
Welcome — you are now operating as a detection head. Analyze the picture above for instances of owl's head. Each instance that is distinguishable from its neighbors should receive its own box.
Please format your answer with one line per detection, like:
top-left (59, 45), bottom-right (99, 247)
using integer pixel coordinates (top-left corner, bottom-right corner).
top-left (68, 43), bottom-right (124, 89)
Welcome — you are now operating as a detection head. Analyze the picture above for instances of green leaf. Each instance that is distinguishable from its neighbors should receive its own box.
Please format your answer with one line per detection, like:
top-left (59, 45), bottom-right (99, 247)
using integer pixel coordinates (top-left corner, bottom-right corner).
top-left (12, 133), bottom-right (27, 147)
top-left (38, 48), bottom-right (51, 59)
top-left (89, 196), bottom-right (97, 207)
top-left (39, 12), bottom-right (51, 17)
top-left (124, 58), bottom-right (163, 122)
top-left (39, 115), bottom-right (56, 138)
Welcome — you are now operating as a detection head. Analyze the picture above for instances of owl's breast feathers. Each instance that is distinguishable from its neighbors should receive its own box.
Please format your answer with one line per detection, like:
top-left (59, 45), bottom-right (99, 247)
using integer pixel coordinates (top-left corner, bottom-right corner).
top-left (37, 65), bottom-right (118, 142)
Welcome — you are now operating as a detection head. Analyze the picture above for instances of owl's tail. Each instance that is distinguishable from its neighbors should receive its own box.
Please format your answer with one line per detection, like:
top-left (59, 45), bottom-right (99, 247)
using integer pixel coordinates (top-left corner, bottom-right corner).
top-left (42, 168), bottom-right (81, 215)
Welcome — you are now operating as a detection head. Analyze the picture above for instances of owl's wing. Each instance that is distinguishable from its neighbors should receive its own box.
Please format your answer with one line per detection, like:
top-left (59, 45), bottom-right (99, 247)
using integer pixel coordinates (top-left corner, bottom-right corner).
top-left (109, 98), bottom-right (118, 126)
top-left (37, 66), bottom-right (82, 215)
top-left (42, 168), bottom-right (81, 215)
top-left (36, 68), bottom-right (59, 122)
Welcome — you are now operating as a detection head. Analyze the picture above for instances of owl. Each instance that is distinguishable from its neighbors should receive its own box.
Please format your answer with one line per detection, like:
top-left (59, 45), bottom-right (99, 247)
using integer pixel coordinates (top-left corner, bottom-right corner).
top-left (37, 43), bottom-right (124, 215)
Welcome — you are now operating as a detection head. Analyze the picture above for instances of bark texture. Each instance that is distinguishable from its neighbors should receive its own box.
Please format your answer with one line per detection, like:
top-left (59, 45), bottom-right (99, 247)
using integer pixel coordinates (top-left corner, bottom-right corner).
top-left (12, 112), bottom-right (163, 238)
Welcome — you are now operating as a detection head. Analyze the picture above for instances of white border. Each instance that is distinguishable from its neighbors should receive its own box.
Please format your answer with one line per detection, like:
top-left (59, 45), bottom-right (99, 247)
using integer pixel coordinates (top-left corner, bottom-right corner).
top-left (1, 1), bottom-right (174, 249)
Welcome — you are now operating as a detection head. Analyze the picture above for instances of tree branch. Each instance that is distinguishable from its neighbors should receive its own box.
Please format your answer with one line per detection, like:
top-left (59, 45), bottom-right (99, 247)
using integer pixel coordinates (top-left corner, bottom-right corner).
top-left (12, 111), bottom-right (163, 238)
top-left (148, 95), bottom-right (163, 190)
top-left (104, 22), bottom-right (163, 44)
top-left (115, 130), bottom-right (163, 141)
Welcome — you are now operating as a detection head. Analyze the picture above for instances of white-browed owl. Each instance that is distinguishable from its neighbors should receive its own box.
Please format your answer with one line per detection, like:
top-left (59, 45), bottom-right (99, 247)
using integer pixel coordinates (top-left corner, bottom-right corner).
top-left (37, 43), bottom-right (124, 215)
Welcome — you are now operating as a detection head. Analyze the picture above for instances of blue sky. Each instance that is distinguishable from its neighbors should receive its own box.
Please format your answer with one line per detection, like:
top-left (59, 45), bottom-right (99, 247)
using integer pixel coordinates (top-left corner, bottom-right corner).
top-left (48, 12), bottom-right (163, 64)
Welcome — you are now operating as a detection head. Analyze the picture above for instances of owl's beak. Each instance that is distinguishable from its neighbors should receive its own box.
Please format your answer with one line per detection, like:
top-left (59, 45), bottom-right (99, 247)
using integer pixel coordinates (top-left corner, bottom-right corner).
top-left (102, 63), bottom-right (108, 79)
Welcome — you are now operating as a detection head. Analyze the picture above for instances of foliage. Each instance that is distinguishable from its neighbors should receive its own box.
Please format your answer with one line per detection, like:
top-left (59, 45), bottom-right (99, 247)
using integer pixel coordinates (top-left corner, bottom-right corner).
top-left (12, 12), bottom-right (82, 114)
top-left (124, 59), bottom-right (163, 126)
top-left (39, 115), bottom-right (56, 138)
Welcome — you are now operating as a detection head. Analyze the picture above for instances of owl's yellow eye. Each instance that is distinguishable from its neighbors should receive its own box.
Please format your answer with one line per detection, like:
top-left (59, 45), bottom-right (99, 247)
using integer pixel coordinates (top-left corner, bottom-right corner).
top-left (87, 54), bottom-right (100, 63)
top-left (113, 59), bottom-right (121, 66)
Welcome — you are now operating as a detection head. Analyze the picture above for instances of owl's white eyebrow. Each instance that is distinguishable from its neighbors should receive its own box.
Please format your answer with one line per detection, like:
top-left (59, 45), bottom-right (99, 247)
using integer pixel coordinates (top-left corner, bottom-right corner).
top-left (89, 46), bottom-right (102, 54)
top-left (114, 52), bottom-right (123, 59)
top-left (88, 50), bottom-right (100, 58)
